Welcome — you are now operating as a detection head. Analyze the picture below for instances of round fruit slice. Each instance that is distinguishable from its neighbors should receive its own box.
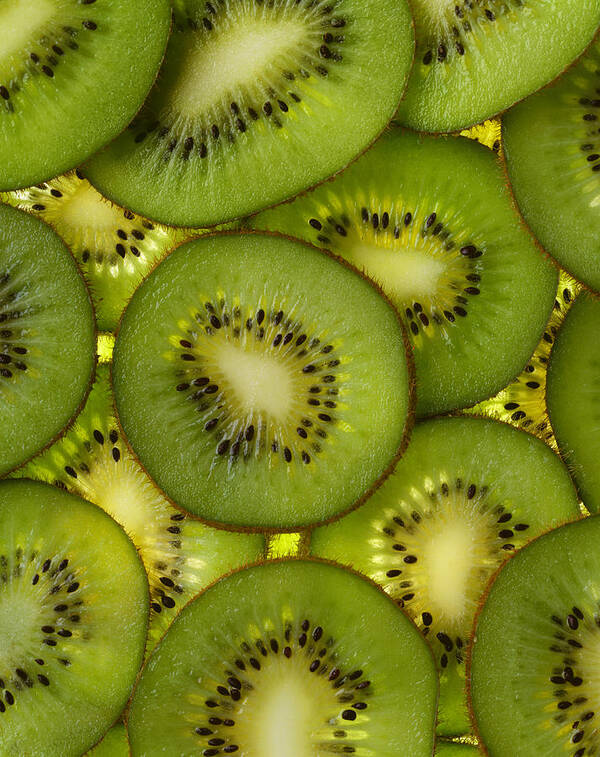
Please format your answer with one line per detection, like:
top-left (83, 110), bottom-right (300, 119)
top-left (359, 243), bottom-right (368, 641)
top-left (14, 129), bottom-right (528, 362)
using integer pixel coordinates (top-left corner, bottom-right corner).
top-left (394, 0), bottom-right (600, 132)
top-left (504, 38), bottom-right (600, 293)
top-left (127, 560), bottom-right (437, 756)
top-left (249, 129), bottom-right (557, 416)
top-left (87, 725), bottom-right (128, 757)
top-left (0, 479), bottom-right (148, 756)
top-left (17, 364), bottom-right (265, 650)
top-left (83, 0), bottom-right (414, 227)
top-left (113, 233), bottom-right (412, 530)
top-left (0, 203), bottom-right (95, 476)
top-left (310, 416), bottom-right (579, 735)
top-left (0, 0), bottom-right (171, 190)
top-left (547, 293), bottom-right (600, 512)
top-left (470, 517), bottom-right (600, 756)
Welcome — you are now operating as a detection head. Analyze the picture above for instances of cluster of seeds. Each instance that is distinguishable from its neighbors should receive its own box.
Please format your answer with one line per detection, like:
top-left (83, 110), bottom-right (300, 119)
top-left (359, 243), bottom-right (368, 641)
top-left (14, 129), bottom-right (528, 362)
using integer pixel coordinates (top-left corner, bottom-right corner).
top-left (0, 270), bottom-right (30, 383)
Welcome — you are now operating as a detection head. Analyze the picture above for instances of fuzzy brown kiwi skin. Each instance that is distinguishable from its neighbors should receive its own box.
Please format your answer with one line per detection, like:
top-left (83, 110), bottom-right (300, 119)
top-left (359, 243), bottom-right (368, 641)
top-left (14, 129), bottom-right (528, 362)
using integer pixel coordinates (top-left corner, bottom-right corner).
top-left (0, 204), bottom-right (98, 481)
top-left (109, 229), bottom-right (416, 535)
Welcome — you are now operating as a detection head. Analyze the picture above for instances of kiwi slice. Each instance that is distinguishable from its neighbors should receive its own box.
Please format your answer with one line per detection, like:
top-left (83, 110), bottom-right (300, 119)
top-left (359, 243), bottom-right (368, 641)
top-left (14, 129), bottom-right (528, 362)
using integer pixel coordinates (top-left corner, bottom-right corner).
top-left (248, 129), bottom-right (557, 416)
top-left (310, 416), bottom-right (580, 736)
top-left (504, 38), bottom-right (600, 293)
top-left (2, 171), bottom-right (188, 332)
top-left (547, 292), bottom-right (600, 513)
top-left (127, 560), bottom-right (438, 756)
top-left (0, 478), bottom-right (148, 756)
top-left (469, 516), bottom-right (600, 756)
top-left (83, 0), bottom-right (414, 227)
top-left (394, 0), bottom-right (600, 132)
top-left (17, 364), bottom-right (265, 650)
top-left (113, 233), bottom-right (412, 530)
top-left (0, 203), bottom-right (95, 476)
top-left (0, 0), bottom-right (170, 190)
top-left (436, 743), bottom-right (480, 756)
top-left (87, 724), bottom-right (128, 756)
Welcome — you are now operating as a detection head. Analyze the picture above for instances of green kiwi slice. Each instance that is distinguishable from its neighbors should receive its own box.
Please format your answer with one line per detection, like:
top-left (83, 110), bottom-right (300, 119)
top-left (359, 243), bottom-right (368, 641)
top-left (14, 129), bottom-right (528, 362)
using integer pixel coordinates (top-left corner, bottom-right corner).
top-left (547, 292), bottom-right (600, 512)
top-left (436, 743), bottom-right (480, 756)
top-left (504, 38), bottom-right (600, 293)
top-left (0, 0), bottom-right (170, 190)
top-left (394, 0), bottom-right (600, 132)
top-left (0, 479), bottom-right (148, 756)
top-left (127, 560), bottom-right (438, 756)
top-left (310, 416), bottom-right (579, 736)
top-left (17, 364), bottom-right (265, 650)
top-left (83, 0), bottom-right (415, 227)
top-left (87, 725), bottom-right (128, 756)
top-left (469, 516), bottom-right (600, 756)
top-left (2, 172), bottom-right (188, 332)
top-left (0, 203), bottom-right (95, 476)
top-left (113, 233), bottom-right (412, 530)
top-left (249, 129), bottom-right (557, 416)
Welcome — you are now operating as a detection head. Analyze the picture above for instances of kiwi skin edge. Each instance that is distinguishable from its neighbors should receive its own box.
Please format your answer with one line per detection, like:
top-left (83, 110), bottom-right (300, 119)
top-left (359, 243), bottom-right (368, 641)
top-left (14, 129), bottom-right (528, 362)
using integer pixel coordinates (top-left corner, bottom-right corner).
top-left (108, 229), bottom-right (417, 535)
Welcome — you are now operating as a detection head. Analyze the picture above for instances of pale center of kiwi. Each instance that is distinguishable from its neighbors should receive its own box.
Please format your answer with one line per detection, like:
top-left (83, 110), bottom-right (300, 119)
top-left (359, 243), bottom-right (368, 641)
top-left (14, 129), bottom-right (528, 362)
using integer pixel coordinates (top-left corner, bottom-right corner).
top-left (0, 584), bottom-right (39, 663)
top-left (0, 0), bottom-right (55, 62)
top-left (56, 181), bottom-right (118, 234)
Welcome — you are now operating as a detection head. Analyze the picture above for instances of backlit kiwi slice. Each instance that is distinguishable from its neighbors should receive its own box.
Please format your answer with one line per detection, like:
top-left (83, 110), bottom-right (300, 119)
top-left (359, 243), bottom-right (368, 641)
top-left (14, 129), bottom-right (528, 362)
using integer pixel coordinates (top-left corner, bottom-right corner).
top-left (547, 293), bottom-right (600, 512)
top-left (0, 479), bottom-right (148, 756)
top-left (83, 0), bottom-right (414, 227)
top-left (395, 0), bottom-right (600, 132)
top-left (87, 725), bottom-right (128, 757)
top-left (0, 0), bottom-right (170, 190)
top-left (504, 38), bottom-right (600, 293)
top-left (310, 416), bottom-right (579, 735)
top-left (113, 233), bottom-right (412, 530)
top-left (249, 129), bottom-right (557, 416)
top-left (469, 516), bottom-right (600, 756)
top-left (127, 560), bottom-right (438, 756)
top-left (17, 364), bottom-right (265, 650)
top-left (0, 203), bottom-right (95, 476)
top-left (2, 172), bottom-right (188, 332)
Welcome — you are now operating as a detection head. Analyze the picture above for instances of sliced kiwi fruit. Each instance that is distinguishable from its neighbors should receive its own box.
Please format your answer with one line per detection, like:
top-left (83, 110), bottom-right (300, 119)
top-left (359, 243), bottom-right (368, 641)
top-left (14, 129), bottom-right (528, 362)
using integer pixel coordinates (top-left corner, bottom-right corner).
top-left (83, 0), bottom-right (414, 227)
top-left (2, 171), bottom-right (188, 332)
top-left (504, 37), bottom-right (600, 293)
top-left (0, 203), bottom-right (95, 476)
top-left (127, 560), bottom-right (438, 756)
top-left (87, 724), bottom-right (128, 757)
top-left (0, 478), bottom-right (148, 756)
top-left (113, 232), bottom-right (412, 530)
top-left (547, 292), bottom-right (600, 513)
top-left (16, 364), bottom-right (265, 650)
top-left (436, 743), bottom-right (480, 756)
top-left (394, 0), bottom-right (600, 132)
top-left (310, 416), bottom-right (580, 736)
top-left (0, 0), bottom-right (170, 190)
top-left (469, 515), bottom-right (600, 756)
top-left (248, 129), bottom-right (558, 416)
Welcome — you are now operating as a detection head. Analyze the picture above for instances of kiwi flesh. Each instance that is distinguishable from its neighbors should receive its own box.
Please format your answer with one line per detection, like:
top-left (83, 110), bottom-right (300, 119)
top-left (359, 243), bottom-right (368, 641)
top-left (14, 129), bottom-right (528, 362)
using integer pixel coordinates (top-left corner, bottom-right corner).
top-left (0, 479), bottom-right (148, 756)
top-left (547, 292), bottom-right (600, 513)
top-left (310, 416), bottom-right (580, 736)
top-left (469, 516), bottom-right (600, 756)
top-left (127, 560), bottom-right (438, 756)
top-left (0, 0), bottom-right (171, 190)
top-left (83, 0), bottom-right (415, 227)
top-left (248, 128), bottom-right (558, 416)
top-left (17, 364), bottom-right (265, 651)
top-left (87, 724), bottom-right (128, 757)
top-left (394, 0), bottom-right (600, 132)
top-left (436, 743), bottom-right (480, 756)
top-left (2, 171), bottom-right (188, 332)
top-left (112, 233), bottom-right (412, 530)
top-left (503, 37), bottom-right (600, 293)
top-left (0, 203), bottom-right (95, 476)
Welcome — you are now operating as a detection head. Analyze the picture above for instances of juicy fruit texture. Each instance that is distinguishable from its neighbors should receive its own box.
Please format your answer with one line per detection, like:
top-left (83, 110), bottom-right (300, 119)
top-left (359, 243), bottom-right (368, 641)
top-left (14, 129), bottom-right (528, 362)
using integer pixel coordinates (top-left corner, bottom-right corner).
top-left (547, 293), bottom-right (600, 512)
top-left (395, 0), bottom-right (600, 132)
top-left (0, 479), bottom-right (148, 757)
top-left (127, 560), bottom-right (438, 756)
top-left (249, 129), bottom-right (558, 416)
top-left (470, 516), bottom-right (600, 756)
top-left (504, 39), bottom-right (600, 293)
top-left (2, 172), bottom-right (188, 331)
top-left (18, 364), bottom-right (265, 650)
top-left (310, 416), bottom-right (579, 735)
top-left (87, 725), bottom-right (128, 756)
top-left (84, 0), bottom-right (415, 227)
top-left (0, 0), bottom-right (171, 190)
top-left (113, 233), bottom-right (411, 529)
top-left (0, 204), bottom-right (95, 476)
top-left (436, 744), bottom-right (479, 756)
